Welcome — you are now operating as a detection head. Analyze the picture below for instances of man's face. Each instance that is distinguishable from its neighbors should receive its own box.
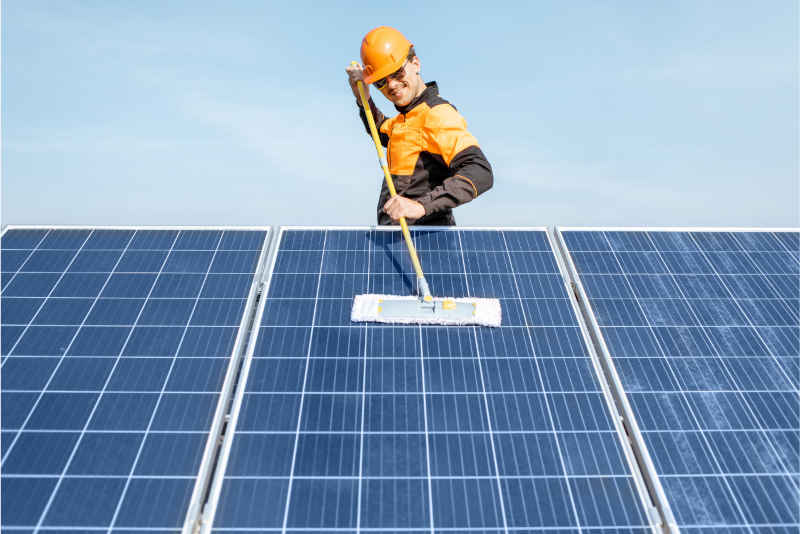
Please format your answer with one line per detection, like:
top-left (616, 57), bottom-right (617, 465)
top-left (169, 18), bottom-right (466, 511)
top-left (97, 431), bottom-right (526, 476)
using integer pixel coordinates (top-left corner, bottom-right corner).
top-left (379, 56), bottom-right (421, 107)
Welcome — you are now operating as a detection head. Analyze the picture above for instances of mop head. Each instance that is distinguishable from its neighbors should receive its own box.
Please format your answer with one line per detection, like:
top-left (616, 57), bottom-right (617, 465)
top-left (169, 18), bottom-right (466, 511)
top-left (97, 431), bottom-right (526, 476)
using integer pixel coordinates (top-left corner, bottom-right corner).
top-left (352, 294), bottom-right (502, 327)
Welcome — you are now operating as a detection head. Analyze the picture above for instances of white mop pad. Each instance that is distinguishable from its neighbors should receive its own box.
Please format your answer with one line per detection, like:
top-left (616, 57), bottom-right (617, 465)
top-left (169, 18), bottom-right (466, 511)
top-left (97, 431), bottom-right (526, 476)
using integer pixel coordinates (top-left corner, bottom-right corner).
top-left (352, 294), bottom-right (502, 327)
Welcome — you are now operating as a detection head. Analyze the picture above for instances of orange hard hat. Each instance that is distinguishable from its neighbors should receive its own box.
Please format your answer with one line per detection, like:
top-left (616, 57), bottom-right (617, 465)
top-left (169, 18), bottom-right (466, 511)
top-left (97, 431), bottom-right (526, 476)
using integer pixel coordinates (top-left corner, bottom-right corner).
top-left (360, 26), bottom-right (413, 85)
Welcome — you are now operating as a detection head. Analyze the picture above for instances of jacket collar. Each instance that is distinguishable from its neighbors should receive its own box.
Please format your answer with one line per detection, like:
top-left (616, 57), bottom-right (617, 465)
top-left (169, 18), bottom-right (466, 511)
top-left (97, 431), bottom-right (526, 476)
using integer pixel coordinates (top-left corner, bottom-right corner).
top-left (394, 81), bottom-right (438, 114)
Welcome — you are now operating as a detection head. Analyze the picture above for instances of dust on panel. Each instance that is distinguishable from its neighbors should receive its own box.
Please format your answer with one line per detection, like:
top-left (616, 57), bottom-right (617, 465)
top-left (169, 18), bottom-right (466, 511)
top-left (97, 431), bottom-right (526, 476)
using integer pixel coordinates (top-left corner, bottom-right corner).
top-left (562, 229), bottom-right (800, 531)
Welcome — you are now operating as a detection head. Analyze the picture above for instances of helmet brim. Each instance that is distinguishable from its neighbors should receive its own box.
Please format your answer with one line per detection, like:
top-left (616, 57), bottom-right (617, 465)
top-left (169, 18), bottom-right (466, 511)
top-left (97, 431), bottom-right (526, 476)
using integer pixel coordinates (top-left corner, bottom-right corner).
top-left (362, 56), bottom-right (406, 86)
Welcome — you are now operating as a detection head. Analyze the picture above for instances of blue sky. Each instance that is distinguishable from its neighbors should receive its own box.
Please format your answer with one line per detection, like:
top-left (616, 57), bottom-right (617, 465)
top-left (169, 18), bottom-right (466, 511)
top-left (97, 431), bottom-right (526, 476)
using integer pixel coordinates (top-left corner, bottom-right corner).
top-left (3, 1), bottom-right (797, 227)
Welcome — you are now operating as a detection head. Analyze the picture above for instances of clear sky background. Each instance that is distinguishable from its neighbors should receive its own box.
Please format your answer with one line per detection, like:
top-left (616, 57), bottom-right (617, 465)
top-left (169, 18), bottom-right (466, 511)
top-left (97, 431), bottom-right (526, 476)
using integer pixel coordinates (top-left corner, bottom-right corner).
top-left (2, 1), bottom-right (798, 228)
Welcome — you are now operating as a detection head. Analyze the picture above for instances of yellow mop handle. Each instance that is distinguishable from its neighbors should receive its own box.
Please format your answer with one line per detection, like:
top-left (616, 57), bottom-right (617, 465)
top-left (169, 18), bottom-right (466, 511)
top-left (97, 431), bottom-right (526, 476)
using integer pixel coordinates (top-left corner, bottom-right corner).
top-left (353, 64), bottom-right (430, 299)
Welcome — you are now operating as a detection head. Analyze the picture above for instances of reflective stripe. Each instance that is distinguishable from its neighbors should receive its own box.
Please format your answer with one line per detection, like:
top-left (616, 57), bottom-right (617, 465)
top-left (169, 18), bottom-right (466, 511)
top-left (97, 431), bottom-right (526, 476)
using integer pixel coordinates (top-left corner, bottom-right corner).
top-left (455, 174), bottom-right (479, 198)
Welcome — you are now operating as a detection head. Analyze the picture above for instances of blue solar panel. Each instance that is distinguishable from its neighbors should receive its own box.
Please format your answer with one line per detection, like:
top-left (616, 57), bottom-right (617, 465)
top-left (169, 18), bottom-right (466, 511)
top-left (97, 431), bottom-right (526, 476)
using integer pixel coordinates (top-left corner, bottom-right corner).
top-left (1, 227), bottom-right (268, 530)
top-left (560, 229), bottom-right (800, 531)
top-left (207, 228), bottom-right (651, 532)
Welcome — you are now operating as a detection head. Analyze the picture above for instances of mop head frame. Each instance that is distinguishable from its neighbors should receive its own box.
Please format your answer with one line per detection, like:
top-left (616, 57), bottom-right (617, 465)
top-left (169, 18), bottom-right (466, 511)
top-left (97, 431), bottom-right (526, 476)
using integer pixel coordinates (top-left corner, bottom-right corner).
top-left (352, 294), bottom-right (502, 327)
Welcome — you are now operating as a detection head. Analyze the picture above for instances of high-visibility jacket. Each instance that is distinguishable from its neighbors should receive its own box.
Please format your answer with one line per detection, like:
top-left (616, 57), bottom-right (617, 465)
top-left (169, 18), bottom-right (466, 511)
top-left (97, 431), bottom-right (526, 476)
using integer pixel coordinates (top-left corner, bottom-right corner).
top-left (359, 82), bottom-right (493, 226)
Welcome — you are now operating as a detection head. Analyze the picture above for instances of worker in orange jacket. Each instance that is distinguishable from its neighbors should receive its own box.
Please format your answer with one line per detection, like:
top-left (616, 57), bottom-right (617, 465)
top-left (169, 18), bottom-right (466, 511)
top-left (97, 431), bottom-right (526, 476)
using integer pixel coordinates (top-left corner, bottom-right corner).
top-left (346, 26), bottom-right (493, 226)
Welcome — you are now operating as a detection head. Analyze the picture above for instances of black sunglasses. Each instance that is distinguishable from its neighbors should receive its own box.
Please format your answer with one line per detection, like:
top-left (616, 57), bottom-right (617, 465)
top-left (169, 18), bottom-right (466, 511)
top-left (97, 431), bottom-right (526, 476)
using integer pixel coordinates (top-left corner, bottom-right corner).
top-left (373, 60), bottom-right (409, 90)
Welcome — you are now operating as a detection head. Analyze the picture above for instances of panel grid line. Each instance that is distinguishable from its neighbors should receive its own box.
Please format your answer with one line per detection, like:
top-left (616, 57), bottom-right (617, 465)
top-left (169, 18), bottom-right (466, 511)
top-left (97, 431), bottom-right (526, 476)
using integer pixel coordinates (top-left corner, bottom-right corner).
top-left (596, 231), bottom-right (755, 531)
top-left (206, 474), bottom-right (639, 480)
top-left (1, 247), bottom-right (261, 252)
top-left (721, 232), bottom-right (799, 385)
top-left (771, 231), bottom-right (800, 256)
top-left (0, 229), bottom-right (271, 531)
top-left (268, 271), bottom-right (564, 275)
top-left (26, 230), bottom-right (179, 531)
top-left (456, 230), bottom-right (510, 533)
top-left (553, 230), bottom-right (671, 533)
top-left (25, 527), bottom-right (789, 533)
top-left (212, 429), bottom-right (629, 435)
top-left (0, 390), bottom-right (614, 395)
top-left (417, 325), bottom-right (436, 534)
top-left (1, 355), bottom-right (609, 362)
top-left (641, 232), bottom-right (800, 478)
top-left (280, 230), bottom-right (328, 534)
top-left (7, 271), bottom-right (261, 275)
top-left (104, 230), bottom-right (226, 532)
top-left (1, 230), bottom-right (97, 465)
top-left (22, 229), bottom-right (142, 530)
top-left (0, 229), bottom-right (52, 310)
top-left (4, 231), bottom-right (138, 459)
top-left (355, 230), bottom-right (371, 533)
top-left (2, 231), bottom-right (93, 365)
top-left (500, 231), bottom-right (584, 532)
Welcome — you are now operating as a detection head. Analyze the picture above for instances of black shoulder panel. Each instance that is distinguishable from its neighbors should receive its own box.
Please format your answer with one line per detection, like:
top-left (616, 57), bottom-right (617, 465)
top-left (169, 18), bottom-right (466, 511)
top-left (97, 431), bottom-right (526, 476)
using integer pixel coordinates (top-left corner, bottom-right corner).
top-left (424, 92), bottom-right (453, 110)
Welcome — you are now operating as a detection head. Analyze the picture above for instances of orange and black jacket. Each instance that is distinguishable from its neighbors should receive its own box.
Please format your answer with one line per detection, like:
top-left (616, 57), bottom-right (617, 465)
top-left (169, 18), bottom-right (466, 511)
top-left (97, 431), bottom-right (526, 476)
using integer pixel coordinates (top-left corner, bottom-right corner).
top-left (359, 82), bottom-right (493, 226)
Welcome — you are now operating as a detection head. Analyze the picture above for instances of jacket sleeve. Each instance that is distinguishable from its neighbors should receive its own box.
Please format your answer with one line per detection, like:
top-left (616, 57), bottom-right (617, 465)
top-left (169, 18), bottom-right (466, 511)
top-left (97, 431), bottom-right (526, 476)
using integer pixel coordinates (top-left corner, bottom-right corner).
top-left (358, 97), bottom-right (390, 147)
top-left (416, 104), bottom-right (493, 216)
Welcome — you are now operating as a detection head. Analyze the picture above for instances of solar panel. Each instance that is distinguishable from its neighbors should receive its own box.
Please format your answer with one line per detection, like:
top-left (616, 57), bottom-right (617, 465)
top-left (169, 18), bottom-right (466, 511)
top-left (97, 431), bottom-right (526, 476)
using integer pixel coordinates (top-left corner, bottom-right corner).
top-left (1, 227), bottom-right (269, 530)
top-left (203, 227), bottom-right (653, 533)
top-left (558, 228), bottom-right (800, 532)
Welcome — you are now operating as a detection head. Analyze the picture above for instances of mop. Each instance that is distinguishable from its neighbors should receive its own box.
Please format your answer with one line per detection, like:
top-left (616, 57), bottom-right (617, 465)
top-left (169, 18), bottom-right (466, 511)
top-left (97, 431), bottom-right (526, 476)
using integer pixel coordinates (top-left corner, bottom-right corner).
top-left (349, 67), bottom-right (501, 327)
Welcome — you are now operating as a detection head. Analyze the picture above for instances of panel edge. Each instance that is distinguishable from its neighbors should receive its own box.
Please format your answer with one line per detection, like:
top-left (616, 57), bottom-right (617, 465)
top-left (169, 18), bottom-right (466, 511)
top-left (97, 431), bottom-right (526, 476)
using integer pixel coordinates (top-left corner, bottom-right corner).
top-left (194, 226), bottom-right (284, 533)
top-left (181, 227), bottom-right (275, 532)
top-left (551, 227), bottom-right (680, 534)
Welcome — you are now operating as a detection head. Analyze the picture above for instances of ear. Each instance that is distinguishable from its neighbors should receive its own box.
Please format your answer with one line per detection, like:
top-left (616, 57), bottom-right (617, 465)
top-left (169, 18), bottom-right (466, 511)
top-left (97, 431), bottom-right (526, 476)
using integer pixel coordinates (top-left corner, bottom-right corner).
top-left (410, 55), bottom-right (421, 73)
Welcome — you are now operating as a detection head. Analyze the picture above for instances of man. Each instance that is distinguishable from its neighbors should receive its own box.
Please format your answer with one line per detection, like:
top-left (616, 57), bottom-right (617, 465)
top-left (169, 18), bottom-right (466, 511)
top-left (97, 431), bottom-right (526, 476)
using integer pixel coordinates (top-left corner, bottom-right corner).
top-left (346, 26), bottom-right (493, 226)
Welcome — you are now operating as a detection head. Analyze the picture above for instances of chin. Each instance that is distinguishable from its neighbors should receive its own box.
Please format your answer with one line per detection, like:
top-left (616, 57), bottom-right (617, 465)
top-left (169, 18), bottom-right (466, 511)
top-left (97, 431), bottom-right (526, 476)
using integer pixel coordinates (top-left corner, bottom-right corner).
top-left (387, 87), bottom-right (411, 106)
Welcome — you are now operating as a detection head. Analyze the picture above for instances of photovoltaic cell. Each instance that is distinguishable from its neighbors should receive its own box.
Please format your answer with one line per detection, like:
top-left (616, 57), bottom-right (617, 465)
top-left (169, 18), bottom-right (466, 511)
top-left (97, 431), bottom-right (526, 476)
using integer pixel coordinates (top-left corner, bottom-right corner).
top-left (209, 228), bottom-right (649, 532)
top-left (561, 229), bottom-right (800, 531)
top-left (1, 227), bottom-right (268, 530)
